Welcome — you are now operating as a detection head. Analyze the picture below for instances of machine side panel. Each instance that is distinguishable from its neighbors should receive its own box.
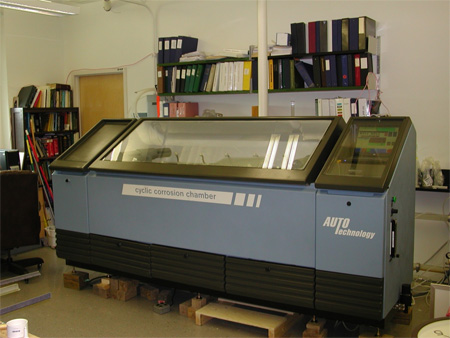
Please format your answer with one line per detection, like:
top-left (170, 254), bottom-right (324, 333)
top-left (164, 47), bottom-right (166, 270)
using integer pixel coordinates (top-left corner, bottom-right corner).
top-left (315, 270), bottom-right (383, 320)
top-left (226, 257), bottom-right (315, 308)
top-left (55, 228), bottom-right (91, 264)
top-left (90, 234), bottom-right (151, 278)
top-left (383, 126), bottom-right (416, 317)
top-left (87, 174), bottom-right (316, 268)
top-left (53, 171), bottom-right (89, 233)
top-left (316, 191), bottom-right (386, 278)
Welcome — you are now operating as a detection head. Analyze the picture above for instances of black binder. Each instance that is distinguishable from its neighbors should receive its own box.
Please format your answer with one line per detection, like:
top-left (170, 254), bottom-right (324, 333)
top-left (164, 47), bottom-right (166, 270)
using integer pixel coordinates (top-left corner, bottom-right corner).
top-left (295, 61), bottom-right (315, 88)
top-left (175, 36), bottom-right (198, 62)
top-left (18, 85), bottom-right (37, 108)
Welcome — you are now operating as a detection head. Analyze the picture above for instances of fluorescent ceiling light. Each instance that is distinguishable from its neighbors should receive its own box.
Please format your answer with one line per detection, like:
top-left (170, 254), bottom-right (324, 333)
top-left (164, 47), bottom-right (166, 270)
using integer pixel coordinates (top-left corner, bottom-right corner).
top-left (0, 0), bottom-right (80, 16)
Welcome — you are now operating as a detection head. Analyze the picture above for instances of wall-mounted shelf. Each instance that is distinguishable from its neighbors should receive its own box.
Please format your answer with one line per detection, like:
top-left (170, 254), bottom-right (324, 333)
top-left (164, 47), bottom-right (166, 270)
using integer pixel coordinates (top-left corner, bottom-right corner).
top-left (415, 213), bottom-right (449, 222)
top-left (157, 50), bottom-right (378, 96)
top-left (416, 169), bottom-right (449, 193)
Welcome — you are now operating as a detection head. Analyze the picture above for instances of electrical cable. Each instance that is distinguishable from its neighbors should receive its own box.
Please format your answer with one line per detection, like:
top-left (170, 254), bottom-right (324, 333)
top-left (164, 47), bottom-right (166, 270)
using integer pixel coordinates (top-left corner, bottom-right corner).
top-left (169, 288), bottom-right (177, 306)
top-left (341, 321), bottom-right (360, 332)
top-left (423, 240), bottom-right (450, 265)
top-left (86, 275), bottom-right (110, 285)
top-left (357, 71), bottom-right (391, 116)
top-left (65, 52), bottom-right (155, 85)
top-left (443, 196), bottom-right (450, 228)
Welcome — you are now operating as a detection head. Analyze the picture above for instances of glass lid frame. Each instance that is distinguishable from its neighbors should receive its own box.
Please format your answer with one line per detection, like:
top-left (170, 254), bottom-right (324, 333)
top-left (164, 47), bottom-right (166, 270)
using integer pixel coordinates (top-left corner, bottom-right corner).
top-left (50, 119), bottom-right (136, 171)
top-left (315, 117), bottom-right (413, 192)
top-left (89, 117), bottom-right (345, 185)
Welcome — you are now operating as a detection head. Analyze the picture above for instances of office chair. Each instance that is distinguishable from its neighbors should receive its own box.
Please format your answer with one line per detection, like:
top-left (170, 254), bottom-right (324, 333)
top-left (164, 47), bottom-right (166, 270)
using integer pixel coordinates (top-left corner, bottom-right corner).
top-left (1, 170), bottom-right (44, 275)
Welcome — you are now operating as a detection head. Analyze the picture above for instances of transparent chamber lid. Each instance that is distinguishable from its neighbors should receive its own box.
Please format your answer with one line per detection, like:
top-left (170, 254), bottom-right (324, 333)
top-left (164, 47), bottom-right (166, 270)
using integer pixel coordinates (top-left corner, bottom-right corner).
top-left (50, 119), bottom-right (135, 171)
top-left (103, 119), bottom-right (331, 169)
top-left (91, 117), bottom-right (345, 184)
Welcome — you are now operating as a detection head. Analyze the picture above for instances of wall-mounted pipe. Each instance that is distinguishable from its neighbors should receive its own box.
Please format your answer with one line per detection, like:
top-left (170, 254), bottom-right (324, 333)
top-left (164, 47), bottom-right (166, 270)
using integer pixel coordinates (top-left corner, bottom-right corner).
top-left (414, 263), bottom-right (446, 274)
top-left (257, 0), bottom-right (268, 116)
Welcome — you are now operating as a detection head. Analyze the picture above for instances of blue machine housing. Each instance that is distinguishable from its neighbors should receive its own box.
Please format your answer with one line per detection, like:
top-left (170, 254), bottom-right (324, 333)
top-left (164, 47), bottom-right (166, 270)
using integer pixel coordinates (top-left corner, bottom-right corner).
top-left (51, 116), bottom-right (416, 325)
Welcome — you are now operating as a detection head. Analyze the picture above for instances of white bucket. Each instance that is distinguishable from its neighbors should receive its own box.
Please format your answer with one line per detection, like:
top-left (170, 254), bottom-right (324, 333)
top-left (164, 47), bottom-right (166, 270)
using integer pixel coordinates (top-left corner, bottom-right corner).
top-left (45, 226), bottom-right (56, 249)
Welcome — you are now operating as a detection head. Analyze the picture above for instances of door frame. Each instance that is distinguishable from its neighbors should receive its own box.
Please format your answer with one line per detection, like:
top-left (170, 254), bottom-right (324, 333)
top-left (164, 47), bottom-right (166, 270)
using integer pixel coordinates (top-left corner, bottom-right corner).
top-left (70, 68), bottom-right (128, 133)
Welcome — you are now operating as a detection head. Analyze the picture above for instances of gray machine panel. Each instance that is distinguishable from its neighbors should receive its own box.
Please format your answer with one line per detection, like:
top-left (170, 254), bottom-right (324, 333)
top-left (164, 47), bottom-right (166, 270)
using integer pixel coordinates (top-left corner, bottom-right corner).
top-left (52, 171), bottom-right (89, 233)
top-left (87, 172), bottom-right (317, 268)
top-left (315, 190), bottom-right (386, 278)
top-left (51, 116), bottom-right (416, 323)
top-left (316, 121), bottom-right (416, 319)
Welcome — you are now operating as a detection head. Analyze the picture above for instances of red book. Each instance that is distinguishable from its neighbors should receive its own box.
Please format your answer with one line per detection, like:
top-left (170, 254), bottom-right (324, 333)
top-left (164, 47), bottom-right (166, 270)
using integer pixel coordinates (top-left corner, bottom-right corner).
top-left (53, 137), bottom-right (60, 156)
top-left (32, 91), bottom-right (41, 108)
top-left (354, 54), bottom-right (361, 86)
top-left (308, 22), bottom-right (316, 53)
top-left (169, 102), bottom-right (178, 117)
top-left (44, 138), bottom-right (54, 157)
top-left (177, 102), bottom-right (199, 117)
top-left (156, 95), bottom-right (161, 118)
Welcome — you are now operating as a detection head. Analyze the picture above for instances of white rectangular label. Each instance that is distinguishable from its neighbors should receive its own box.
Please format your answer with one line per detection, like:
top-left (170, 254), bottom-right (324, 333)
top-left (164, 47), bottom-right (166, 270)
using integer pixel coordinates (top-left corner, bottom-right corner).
top-left (360, 57), bottom-right (368, 69)
top-left (122, 184), bottom-right (233, 205)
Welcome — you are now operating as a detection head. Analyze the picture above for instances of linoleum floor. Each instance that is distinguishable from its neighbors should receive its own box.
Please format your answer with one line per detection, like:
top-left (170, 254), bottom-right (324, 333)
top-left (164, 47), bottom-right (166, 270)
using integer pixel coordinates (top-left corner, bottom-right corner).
top-left (1, 247), bottom-right (432, 337)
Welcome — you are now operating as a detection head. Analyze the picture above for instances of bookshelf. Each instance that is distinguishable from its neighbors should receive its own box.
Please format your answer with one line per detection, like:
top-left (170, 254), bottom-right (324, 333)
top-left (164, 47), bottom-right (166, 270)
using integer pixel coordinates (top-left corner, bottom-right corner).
top-left (10, 107), bottom-right (80, 186)
top-left (157, 48), bottom-right (378, 97)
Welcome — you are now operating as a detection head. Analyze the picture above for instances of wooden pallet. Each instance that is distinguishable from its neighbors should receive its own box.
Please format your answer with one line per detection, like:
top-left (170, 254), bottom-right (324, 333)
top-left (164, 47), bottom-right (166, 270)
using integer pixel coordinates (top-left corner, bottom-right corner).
top-left (195, 302), bottom-right (302, 338)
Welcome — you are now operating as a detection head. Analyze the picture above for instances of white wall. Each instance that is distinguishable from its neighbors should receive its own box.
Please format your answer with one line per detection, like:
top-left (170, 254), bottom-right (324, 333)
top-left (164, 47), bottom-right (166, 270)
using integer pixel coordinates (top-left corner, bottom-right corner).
top-left (3, 0), bottom-right (449, 168)
top-left (60, 0), bottom-right (450, 168)
top-left (4, 10), bottom-right (65, 102)
top-left (2, 0), bottom-right (449, 274)
top-left (1, 9), bottom-right (65, 147)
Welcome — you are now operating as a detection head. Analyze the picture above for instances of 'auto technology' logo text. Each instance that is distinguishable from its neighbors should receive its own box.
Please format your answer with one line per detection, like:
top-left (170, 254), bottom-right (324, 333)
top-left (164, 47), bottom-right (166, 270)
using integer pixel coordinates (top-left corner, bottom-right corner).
top-left (322, 217), bottom-right (375, 240)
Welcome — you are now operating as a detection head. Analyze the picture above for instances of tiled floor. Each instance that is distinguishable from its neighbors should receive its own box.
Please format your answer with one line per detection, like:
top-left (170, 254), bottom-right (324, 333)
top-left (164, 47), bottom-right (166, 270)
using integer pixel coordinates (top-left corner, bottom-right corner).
top-left (1, 247), bottom-right (432, 337)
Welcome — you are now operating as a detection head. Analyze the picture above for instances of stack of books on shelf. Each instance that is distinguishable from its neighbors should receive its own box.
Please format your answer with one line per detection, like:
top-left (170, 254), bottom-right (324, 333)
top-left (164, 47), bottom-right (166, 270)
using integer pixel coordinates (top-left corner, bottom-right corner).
top-left (159, 101), bottom-right (199, 118)
top-left (293, 16), bottom-right (376, 54)
top-left (262, 52), bottom-right (374, 90)
top-left (17, 83), bottom-right (74, 108)
top-left (158, 52), bottom-right (374, 94)
top-left (26, 111), bottom-right (79, 162)
top-left (158, 60), bottom-right (253, 94)
top-left (267, 59), bottom-right (303, 90)
top-left (295, 53), bottom-right (374, 88)
top-left (26, 111), bottom-right (78, 133)
top-left (158, 35), bottom-right (199, 63)
top-left (156, 16), bottom-right (377, 95)
top-left (315, 97), bottom-right (381, 121)
top-left (33, 134), bottom-right (74, 159)
top-left (251, 16), bottom-right (376, 58)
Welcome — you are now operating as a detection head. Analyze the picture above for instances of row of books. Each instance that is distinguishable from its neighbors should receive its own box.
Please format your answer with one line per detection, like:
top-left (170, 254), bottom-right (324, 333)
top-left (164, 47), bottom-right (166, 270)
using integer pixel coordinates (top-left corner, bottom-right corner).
top-left (290, 16), bottom-right (376, 54)
top-left (159, 102), bottom-right (199, 118)
top-left (315, 97), bottom-right (380, 121)
top-left (158, 36), bottom-right (198, 64)
top-left (32, 134), bottom-right (76, 159)
top-left (26, 112), bottom-right (78, 134)
top-left (295, 53), bottom-right (374, 89)
top-left (158, 53), bottom-right (374, 94)
top-left (39, 161), bottom-right (53, 184)
top-left (158, 61), bottom-right (253, 94)
top-left (18, 83), bottom-right (73, 108)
